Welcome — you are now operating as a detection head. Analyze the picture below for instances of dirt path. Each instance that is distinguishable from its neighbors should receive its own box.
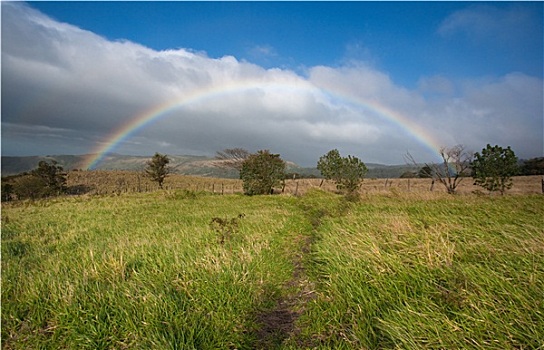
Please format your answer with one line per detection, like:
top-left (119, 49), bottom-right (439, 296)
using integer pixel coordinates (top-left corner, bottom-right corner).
top-left (254, 234), bottom-right (316, 349)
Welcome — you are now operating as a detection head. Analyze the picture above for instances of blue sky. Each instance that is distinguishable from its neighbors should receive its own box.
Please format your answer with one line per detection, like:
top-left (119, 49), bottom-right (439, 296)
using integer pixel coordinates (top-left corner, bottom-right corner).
top-left (29, 1), bottom-right (543, 86)
top-left (2, 1), bottom-right (543, 165)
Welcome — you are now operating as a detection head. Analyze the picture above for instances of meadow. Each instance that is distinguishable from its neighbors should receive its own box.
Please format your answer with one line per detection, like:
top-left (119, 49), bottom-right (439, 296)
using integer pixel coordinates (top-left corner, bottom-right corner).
top-left (2, 181), bottom-right (543, 349)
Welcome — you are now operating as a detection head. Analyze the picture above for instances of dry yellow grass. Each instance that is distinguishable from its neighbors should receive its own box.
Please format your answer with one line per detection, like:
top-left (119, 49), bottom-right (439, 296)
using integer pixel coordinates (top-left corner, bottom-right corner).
top-left (67, 170), bottom-right (243, 195)
top-left (66, 170), bottom-right (542, 196)
top-left (284, 175), bottom-right (543, 196)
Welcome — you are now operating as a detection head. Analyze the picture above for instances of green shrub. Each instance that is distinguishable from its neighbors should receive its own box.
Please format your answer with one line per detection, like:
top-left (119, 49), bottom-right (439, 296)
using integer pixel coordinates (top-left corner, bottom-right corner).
top-left (317, 149), bottom-right (368, 195)
top-left (240, 150), bottom-right (286, 195)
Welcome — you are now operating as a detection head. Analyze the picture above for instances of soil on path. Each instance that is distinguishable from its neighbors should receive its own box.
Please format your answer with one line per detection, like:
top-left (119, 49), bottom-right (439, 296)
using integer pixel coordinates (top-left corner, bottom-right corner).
top-left (253, 235), bottom-right (316, 349)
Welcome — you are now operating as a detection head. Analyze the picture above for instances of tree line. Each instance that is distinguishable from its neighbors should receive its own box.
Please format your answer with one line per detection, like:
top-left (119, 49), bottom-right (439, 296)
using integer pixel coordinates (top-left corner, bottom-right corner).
top-left (146, 144), bottom-right (540, 198)
top-left (2, 145), bottom-right (543, 201)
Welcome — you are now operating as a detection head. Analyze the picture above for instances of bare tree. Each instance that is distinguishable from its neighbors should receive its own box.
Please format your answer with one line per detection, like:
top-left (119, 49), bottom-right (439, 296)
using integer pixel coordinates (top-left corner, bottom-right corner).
top-left (406, 145), bottom-right (472, 194)
top-left (214, 148), bottom-right (250, 171)
top-left (436, 145), bottom-right (473, 194)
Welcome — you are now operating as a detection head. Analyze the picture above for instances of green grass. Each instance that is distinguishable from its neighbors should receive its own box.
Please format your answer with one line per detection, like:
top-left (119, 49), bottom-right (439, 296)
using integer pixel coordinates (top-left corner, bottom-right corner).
top-left (2, 190), bottom-right (543, 349)
top-left (2, 192), bottom-right (309, 349)
top-left (295, 191), bottom-right (544, 349)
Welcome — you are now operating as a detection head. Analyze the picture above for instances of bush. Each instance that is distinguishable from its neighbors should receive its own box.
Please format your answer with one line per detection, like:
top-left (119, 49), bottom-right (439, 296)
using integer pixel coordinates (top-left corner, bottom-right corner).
top-left (472, 144), bottom-right (518, 195)
top-left (12, 175), bottom-right (42, 199)
top-left (240, 150), bottom-right (286, 195)
top-left (317, 149), bottom-right (368, 195)
top-left (6, 161), bottom-right (67, 200)
top-left (1, 182), bottom-right (14, 202)
top-left (32, 160), bottom-right (67, 195)
top-left (520, 157), bottom-right (544, 175)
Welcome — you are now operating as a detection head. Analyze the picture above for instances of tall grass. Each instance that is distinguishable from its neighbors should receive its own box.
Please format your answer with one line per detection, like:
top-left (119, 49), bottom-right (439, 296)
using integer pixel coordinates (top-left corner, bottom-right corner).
top-left (2, 192), bottom-right (307, 349)
top-left (2, 190), bottom-right (543, 349)
top-left (296, 191), bottom-right (544, 349)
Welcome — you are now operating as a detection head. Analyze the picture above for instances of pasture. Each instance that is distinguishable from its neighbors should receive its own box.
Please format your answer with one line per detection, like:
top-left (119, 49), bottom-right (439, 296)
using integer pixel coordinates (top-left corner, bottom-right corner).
top-left (2, 177), bottom-right (543, 349)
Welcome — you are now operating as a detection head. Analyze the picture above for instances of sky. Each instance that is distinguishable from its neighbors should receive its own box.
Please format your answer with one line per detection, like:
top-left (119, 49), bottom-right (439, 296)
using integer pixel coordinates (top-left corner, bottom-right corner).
top-left (2, 1), bottom-right (543, 167)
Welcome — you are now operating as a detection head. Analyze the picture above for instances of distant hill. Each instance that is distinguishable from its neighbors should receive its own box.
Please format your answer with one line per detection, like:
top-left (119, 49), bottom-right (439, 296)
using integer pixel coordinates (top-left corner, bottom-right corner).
top-left (1, 154), bottom-right (417, 179)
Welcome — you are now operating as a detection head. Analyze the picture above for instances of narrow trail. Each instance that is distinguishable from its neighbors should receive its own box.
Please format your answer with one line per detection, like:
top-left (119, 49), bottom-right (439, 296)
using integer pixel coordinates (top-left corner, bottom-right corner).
top-left (254, 234), bottom-right (316, 349)
top-left (253, 193), bottom-right (345, 349)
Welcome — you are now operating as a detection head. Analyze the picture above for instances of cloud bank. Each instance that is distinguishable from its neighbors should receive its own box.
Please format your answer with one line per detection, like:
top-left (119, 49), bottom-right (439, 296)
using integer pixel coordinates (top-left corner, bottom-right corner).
top-left (2, 2), bottom-right (542, 166)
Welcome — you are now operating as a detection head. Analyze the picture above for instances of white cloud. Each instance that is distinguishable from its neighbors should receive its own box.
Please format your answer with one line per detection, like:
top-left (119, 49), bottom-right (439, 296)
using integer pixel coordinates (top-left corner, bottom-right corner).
top-left (2, 2), bottom-right (542, 166)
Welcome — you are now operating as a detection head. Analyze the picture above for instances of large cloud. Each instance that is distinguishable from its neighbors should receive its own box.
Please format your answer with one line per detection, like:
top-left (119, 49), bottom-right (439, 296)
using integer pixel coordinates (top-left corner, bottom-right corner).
top-left (2, 2), bottom-right (542, 166)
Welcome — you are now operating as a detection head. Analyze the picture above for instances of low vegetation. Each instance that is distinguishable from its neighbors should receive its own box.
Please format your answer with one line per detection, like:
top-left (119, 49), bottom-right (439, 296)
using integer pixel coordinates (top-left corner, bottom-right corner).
top-left (2, 185), bottom-right (543, 349)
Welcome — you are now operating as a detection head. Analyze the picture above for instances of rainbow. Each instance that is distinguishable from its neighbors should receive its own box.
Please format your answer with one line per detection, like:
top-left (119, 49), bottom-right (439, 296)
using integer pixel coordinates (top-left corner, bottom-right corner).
top-left (83, 79), bottom-right (442, 169)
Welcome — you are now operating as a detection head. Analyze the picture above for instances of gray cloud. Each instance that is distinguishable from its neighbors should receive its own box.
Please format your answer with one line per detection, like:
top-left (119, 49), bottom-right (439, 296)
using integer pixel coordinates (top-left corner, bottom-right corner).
top-left (2, 2), bottom-right (542, 167)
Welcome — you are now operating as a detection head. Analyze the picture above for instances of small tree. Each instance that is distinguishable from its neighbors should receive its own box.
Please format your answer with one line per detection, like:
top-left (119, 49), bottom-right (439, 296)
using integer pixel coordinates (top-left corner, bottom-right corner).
top-left (317, 149), bottom-right (368, 195)
top-left (316, 149), bottom-right (343, 184)
top-left (34, 160), bottom-right (67, 192)
top-left (31, 160), bottom-right (67, 197)
top-left (145, 153), bottom-right (170, 189)
top-left (240, 150), bottom-right (286, 195)
top-left (471, 144), bottom-right (518, 195)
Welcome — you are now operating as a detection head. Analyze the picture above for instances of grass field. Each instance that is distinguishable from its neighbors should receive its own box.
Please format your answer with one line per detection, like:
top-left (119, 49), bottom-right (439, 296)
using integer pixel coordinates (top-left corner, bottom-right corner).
top-left (2, 187), bottom-right (543, 349)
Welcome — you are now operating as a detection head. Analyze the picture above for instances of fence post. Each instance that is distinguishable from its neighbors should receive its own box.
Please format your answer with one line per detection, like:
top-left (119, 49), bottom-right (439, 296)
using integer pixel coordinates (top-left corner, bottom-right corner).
top-left (541, 176), bottom-right (544, 194)
top-left (430, 179), bottom-right (435, 192)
